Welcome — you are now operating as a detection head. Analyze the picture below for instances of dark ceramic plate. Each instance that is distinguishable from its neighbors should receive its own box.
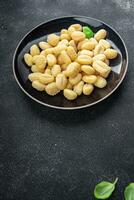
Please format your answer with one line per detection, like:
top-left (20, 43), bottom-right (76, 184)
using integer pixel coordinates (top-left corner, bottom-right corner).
top-left (13, 16), bottom-right (128, 110)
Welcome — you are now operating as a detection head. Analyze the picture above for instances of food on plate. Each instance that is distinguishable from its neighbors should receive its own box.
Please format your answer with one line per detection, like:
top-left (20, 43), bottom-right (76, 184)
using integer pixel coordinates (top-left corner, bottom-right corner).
top-left (24, 24), bottom-right (118, 100)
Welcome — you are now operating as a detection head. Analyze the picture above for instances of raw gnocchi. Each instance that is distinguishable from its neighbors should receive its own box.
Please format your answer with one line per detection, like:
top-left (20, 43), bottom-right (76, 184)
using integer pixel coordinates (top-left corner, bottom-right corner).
top-left (24, 24), bottom-right (118, 100)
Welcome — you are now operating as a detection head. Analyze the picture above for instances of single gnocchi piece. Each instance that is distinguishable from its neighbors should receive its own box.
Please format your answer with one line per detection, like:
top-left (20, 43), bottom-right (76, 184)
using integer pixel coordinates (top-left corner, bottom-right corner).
top-left (39, 42), bottom-right (51, 50)
top-left (82, 75), bottom-right (97, 84)
top-left (45, 82), bottom-right (60, 96)
top-left (81, 41), bottom-right (95, 51)
top-left (92, 60), bottom-right (111, 78)
top-left (89, 38), bottom-right (98, 46)
top-left (32, 80), bottom-right (46, 91)
top-left (79, 49), bottom-right (94, 57)
top-left (51, 64), bottom-right (61, 77)
top-left (28, 72), bottom-right (42, 82)
top-left (77, 55), bottom-right (92, 65)
top-left (104, 49), bottom-right (118, 59)
top-left (71, 31), bottom-right (85, 42)
top-left (63, 89), bottom-right (77, 100)
top-left (94, 44), bottom-right (104, 56)
top-left (58, 39), bottom-right (69, 46)
top-left (83, 84), bottom-right (94, 95)
top-left (73, 81), bottom-right (84, 95)
top-left (30, 44), bottom-right (40, 56)
top-left (31, 65), bottom-right (44, 73)
top-left (66, 46), bottom-right (77, 61)
top-left (56, 73), bottom-right (67, 90)
top-left (94, 76), bottom-right (107, 88)
top-left (70, 24), bottom-right (82, 31)
top-left (94, 29), bottom-right (107, 41)
top-left (61, 29), bottom-right (68, 34)
top-left (60, 33), bottom-right (71, 41)
top-left (65, 62), bottom-right (80, 77)
top-left (39, 73), bottom-right (54, 84)
top-left (34, 55), bottom-right (46, 69)
top-left (43, 48), bottom-right (54, 55)
top-left (24, 53), bottom-right (33, 66)
top-left (81, 65), bottom-right (95, 75)
top-left (47, 54), bottom-right (57, 67)
top-left (68, 26), bottom-right (76, 36)
top-left (69, 40), bottom-right (77, 52)
top-left (93, 54), bottom-right (106, 62)
top-left (47, 34), bottom-right (60, 46)
top-left (77, 39), bottom-right (88, 50)
top-left (69, 73), bottom-right (82, 85)
top-left (53, 44), bottom-right (67, 55)
top-left (99, 39), bottom-right (111, 49)
top-left (60, 50), bottom-right (71, 65)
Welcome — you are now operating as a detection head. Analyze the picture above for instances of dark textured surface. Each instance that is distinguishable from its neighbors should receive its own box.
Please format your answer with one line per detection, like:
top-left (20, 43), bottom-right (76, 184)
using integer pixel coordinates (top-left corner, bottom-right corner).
top-left (0, 0), bottom-right (134, 199)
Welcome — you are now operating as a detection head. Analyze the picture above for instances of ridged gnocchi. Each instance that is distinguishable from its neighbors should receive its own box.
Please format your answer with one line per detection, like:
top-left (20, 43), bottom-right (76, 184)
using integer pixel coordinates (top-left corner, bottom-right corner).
top-left (24, 24), bottom-right (118, 100)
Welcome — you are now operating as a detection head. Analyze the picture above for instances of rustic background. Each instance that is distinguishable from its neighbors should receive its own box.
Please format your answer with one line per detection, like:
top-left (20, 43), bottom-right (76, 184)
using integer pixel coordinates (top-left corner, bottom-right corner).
top-left (0, 0), bottom-right (134, 199)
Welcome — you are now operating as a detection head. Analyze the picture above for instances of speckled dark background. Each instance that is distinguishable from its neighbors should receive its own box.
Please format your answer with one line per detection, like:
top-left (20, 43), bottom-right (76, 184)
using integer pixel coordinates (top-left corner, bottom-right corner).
top-left (0, 0), bottom-right (134, 199)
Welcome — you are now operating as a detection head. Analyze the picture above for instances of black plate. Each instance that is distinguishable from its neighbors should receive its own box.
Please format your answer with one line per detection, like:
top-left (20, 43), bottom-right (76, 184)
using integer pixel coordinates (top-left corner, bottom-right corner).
top-left (13, 16), bottom-right (128, 110)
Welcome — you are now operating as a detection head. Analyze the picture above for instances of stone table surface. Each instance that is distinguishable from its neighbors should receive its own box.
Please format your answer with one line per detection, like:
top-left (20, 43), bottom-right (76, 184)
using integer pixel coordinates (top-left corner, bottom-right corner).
top-left (0, 0), bottom-right (134, 199)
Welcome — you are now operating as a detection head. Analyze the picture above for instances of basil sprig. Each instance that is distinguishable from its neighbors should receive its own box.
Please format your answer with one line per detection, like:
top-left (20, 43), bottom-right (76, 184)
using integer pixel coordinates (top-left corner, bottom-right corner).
top-left (94, 178), bottom-right (118, 199)
top-left (124, 183), bottom-right (134, 200)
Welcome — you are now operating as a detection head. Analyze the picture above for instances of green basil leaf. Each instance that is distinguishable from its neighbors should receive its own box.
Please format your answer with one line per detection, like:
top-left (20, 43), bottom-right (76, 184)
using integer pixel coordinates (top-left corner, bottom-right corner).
top-left (83, 26), bottom-right (94, 39)
top-left (94, 178), bottom-right (118, 199)
top-left (124, 183), bottom-right (134, 200)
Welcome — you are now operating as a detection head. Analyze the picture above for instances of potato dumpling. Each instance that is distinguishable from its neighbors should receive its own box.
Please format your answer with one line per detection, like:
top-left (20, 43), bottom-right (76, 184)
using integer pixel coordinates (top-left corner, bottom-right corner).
top-left (104, 49), bottom-right (118, 59)
top-left (68, 26), bottom-right (76, 36)
top-left (25, 24), bottom-right (118, 101)
top-left (70, 24), bottom-right (82, 31)
top-left (81, 41), bottom-right (95, 51)
top-left (82, 75), bottom-right (97, 84)
top-left (71, 31), bottom-right (85, 42)
top-left (65, 62), bottom-right (80, 77)
top-left (31, 65), bottom-right (44, 73)
top-left (83, 84), bottom-right (94, 95)
top-left (81, 65), bottom-right (95, 75)
top-left (39, 42), bottom-right (51, 50)
top-left (66, 46), bottom-right (77, 61)
top-left (79, 49), bottom-right (94, 57)
top-left (51, 64), bottom-right (61, 77)
top-left (77, 55), bottom-right (92, 65)
top-left (69, 40), bottom-right (77, 52)
top-left (77, 39), bottom-right (88, 50)
top-left (56, 73), bottom-right (67, 90)
top-left (94, 44), bottom-right (104, 56)
top-left (28, 72), bottom-right (42, 82)
top-left (69, 73), bottom-right (82, 85)
top-left (73, 81), bottom-right (84, 95)
top-left (53, 44), bottom-right (67, 55)
top-left (24, 53), bottom-right (33, 66)
top-left (47, 34), bottom-right (60, 46)
top-left (93, 54), bottom-right (106, 62)
top-left (45, 82), bottom-right (60, 96)
top-left (99, 39), bottom-right (110, 49)
top-left (60, 33), bottom-right (71, 41)
top-left (94, 76), bottom-right (107, 88)
top-left (63, 89), bottom-right (77, 100)
top-left (39, 73), bottom-right (54, 84)
top-left (47, 54), bottom-right (56, 67)
top-left (34, 55), bottom-right (46, 69)
top-left (94, 29), bottom-right (107, 41)
top-left (32, 80), bottom-right (45, 91)
top-left (30, 44), bottom-right (40, 56)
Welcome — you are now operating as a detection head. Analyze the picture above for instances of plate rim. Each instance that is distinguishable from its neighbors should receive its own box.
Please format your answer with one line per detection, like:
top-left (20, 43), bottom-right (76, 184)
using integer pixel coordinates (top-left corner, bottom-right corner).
top-left (12, 15), bottom-right (128, 110)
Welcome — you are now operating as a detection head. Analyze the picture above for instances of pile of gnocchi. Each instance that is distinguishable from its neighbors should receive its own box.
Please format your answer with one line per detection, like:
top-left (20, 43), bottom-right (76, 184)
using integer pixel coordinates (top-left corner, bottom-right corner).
top-left (24, 24), bottom-right (118, 100)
